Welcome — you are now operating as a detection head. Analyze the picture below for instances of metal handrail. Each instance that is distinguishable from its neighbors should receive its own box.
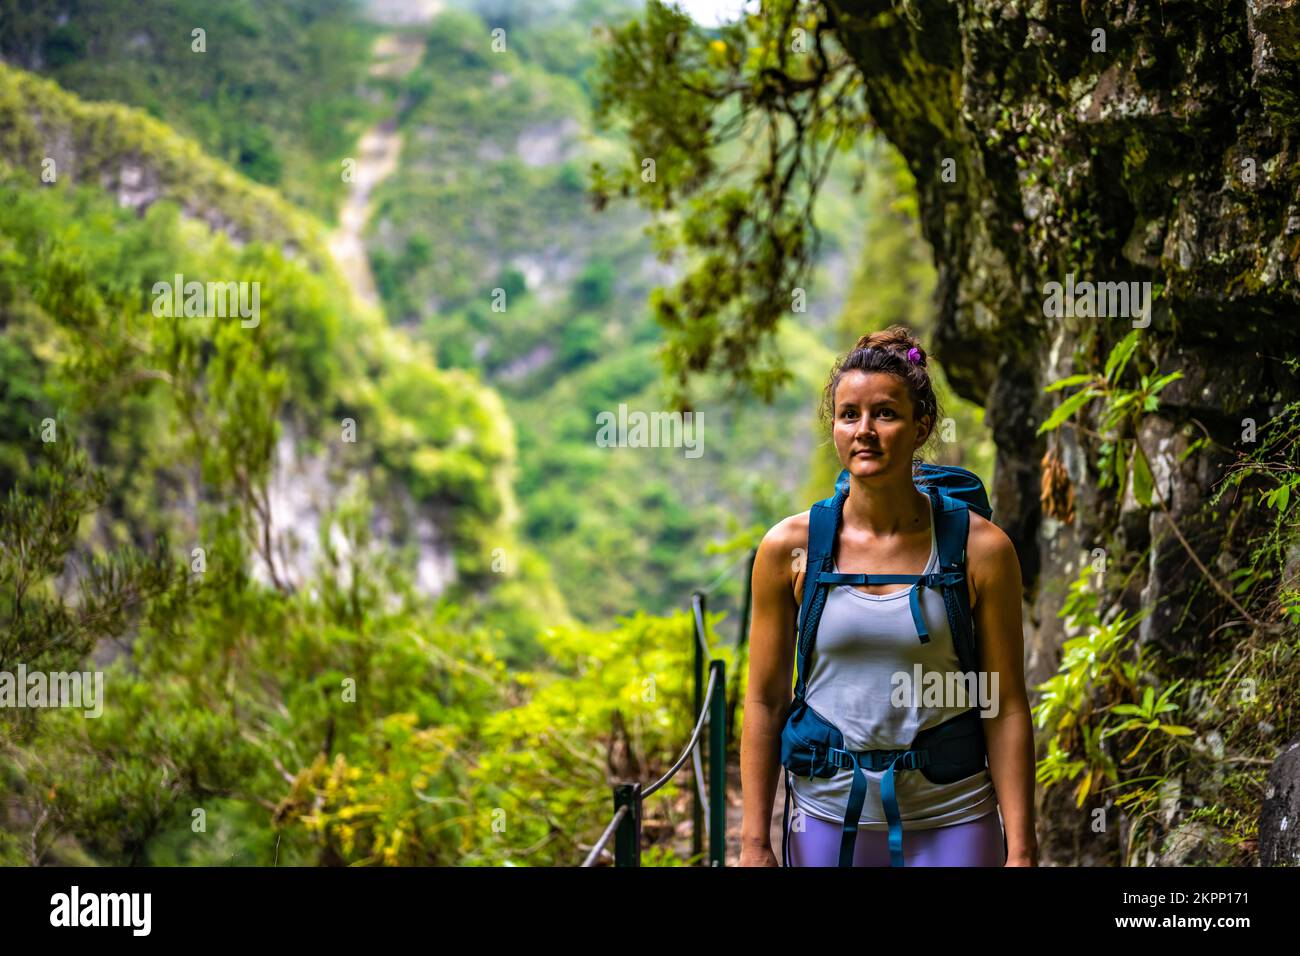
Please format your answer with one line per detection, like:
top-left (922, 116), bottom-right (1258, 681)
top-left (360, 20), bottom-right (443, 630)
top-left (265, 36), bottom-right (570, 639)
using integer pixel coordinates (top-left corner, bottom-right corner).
top-left (691, 731), bottom-right (709, 841)
top-left (579, 548), bottom-right (756, 867)
top-left (580, 803), bottom-right (629, 867)
top-left (643, 663), bottom-right (717, 799)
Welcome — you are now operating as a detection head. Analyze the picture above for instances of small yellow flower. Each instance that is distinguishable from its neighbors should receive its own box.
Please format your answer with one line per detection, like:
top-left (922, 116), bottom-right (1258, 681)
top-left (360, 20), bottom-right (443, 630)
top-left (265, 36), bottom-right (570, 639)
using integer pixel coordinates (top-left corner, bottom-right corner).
top-left (710, 40), bottom-right (727, 55)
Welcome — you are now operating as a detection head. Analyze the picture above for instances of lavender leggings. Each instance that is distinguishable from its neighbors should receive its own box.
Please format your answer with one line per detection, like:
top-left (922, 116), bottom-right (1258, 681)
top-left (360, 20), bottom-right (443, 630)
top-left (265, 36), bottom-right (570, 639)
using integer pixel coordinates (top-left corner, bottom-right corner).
top-left (787, 806), bottom-right (1006, 867)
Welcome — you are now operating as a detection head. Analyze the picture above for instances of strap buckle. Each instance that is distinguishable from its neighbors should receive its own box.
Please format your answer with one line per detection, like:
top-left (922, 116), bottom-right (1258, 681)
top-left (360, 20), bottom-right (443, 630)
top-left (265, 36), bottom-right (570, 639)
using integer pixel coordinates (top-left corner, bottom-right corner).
top-left (828, 747), bottom-right (930, 772)
top-left (889, 749), bottom-right (929, 771)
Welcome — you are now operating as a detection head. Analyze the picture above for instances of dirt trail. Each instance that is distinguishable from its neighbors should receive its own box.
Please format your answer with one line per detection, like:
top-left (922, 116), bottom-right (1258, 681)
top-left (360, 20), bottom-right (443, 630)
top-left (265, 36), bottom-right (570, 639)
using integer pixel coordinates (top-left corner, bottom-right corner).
top-left (328, 17), bottom-right (437, 305)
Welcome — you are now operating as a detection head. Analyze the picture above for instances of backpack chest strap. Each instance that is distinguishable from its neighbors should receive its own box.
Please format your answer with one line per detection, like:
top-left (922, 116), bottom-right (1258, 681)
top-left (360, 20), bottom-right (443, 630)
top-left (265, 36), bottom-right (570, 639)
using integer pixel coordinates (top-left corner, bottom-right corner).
top-left (813, 570), bottom-right (965, 644)
top-left (815, 571), bottom-right (964, 588)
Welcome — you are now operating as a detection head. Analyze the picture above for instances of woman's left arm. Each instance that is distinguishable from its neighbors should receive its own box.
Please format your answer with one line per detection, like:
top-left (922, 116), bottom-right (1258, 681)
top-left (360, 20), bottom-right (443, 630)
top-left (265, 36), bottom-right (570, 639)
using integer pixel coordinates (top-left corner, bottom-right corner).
top-left (970, 517), bottom-right (1039, 866)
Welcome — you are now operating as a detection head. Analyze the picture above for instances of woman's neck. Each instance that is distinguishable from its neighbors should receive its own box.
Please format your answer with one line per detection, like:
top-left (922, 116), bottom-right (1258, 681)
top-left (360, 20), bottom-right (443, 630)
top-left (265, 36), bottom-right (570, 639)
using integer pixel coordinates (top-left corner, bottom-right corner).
top-left (842, 474), bottom-right (930, 539)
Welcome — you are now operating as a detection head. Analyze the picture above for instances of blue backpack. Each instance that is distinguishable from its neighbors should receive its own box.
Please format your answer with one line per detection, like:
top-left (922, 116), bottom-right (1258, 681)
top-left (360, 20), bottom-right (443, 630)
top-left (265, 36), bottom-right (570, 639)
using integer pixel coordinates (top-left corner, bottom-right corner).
top-left (780, 463), bottom-right (992, 867)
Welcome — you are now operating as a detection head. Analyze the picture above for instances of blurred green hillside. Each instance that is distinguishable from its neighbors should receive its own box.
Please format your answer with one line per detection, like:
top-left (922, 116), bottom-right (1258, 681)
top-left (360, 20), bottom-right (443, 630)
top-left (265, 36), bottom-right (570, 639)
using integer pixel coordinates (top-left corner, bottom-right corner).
top-left (0, 0), bottom-right (378, 218)
top-left (365, 2), bottom-right (991, 626)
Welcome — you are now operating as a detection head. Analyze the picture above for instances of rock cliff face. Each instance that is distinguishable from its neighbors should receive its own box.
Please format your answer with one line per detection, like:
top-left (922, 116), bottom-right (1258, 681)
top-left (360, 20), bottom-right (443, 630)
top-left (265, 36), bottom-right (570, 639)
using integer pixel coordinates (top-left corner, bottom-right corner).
top-left (0, 65), bottom-right (317, 254)
top-left (0, 62), bottom-right (498, 605)
top-left (824, 0), bottom-right (1300, 863)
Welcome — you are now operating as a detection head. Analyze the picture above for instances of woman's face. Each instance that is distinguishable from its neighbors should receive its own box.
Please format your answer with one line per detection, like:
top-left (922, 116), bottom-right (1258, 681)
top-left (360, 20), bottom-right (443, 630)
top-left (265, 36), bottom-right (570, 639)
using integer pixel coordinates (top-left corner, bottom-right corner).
top-left (832, 369), bottom-right (931, 478)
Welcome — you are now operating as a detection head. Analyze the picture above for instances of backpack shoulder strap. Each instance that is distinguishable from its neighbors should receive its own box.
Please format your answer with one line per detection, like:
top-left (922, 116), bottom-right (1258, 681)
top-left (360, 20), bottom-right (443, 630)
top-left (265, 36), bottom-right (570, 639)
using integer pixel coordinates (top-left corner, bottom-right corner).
top-left (793, 484), bottom-right (846, 699)
top-left (927, 487), bottom-right (978, 676)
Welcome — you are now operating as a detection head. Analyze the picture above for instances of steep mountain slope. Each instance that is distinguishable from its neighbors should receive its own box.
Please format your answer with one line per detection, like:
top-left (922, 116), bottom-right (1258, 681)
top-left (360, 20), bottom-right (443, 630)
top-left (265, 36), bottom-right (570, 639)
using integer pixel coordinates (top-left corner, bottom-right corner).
top-left (0, 61), bottom-right (566, 650)
top-left (0, 56), bottom-right (573, 865)
top-left (0, 0), bottom-right (378, 218)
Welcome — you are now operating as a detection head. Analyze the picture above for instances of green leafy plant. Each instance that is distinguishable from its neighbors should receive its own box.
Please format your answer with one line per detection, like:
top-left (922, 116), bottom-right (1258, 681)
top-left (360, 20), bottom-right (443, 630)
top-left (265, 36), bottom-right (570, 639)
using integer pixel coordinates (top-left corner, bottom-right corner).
top-left (1033, 566), bottom-right (1167, 807)
top-left (1038, 329), bottom-right (1182, 508)
top-left (1104, 681), bottom-right (1195, 761)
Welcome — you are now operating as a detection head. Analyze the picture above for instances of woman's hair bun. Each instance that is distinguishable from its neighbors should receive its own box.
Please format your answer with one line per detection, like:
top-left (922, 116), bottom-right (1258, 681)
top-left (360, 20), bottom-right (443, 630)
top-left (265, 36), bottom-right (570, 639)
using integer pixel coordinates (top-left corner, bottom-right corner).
top-left (853, 325), bottom-right (926, 365)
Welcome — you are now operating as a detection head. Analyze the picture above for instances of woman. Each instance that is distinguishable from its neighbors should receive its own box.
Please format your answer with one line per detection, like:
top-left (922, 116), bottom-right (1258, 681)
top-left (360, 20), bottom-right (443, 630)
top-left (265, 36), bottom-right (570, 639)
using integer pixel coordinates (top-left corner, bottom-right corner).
top-left (738, 326), bottom-right (1038, 867)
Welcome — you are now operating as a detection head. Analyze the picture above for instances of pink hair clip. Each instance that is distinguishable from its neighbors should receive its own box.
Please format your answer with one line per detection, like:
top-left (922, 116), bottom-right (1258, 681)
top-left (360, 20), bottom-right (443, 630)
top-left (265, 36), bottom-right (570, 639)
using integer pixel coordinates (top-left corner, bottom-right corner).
top-left (906, 347), bottom-right (923, 365)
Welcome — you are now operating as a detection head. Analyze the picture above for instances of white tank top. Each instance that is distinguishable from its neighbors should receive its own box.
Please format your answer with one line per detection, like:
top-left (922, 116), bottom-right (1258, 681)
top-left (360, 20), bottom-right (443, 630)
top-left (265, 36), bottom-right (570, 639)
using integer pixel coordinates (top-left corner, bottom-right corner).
top-left (790, 494), bottom-right (997, 830)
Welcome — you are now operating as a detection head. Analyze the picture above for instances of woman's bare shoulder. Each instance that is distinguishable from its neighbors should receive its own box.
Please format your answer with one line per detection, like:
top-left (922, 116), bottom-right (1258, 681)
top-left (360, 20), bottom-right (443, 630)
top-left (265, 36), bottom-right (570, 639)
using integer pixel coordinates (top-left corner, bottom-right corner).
top-left (761, 510), bottom-right (811, 554)
top-left (755, 511), bottom-right (812, 608)
top-left (968, 511), bottom-right (1015, 556)
top-left (756, 511), bottom-right (811, 579)
top-left (966, 511), bottom-right (1021, 601)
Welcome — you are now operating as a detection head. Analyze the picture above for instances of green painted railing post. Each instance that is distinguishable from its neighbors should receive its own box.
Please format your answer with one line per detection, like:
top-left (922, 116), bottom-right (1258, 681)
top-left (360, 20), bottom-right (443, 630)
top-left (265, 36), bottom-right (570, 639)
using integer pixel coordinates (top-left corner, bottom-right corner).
top-left (614, 782), bottom-right (641, 867)
top-left (709, 658), bottom-right (726, 867)
top-left (691, 590), bottom-right (705, 862)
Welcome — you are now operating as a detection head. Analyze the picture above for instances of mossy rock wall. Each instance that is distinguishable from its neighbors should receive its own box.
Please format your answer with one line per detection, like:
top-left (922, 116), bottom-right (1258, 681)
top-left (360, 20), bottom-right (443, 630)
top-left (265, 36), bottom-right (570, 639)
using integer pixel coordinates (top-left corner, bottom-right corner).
top-left (826, 0), bottom-right (1300, 863)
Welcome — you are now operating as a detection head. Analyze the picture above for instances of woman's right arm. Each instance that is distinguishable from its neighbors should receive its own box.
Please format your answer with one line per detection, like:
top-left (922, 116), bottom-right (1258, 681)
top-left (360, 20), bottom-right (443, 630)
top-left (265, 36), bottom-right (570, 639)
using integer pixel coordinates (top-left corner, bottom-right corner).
top-left (738, 515), bottom-right (803, 866)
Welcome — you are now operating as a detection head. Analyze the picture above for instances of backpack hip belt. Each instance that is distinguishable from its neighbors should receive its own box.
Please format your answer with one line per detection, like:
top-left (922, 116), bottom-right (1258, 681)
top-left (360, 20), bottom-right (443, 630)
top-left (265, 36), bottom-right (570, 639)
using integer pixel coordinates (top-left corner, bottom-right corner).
top-left (781, 702), bottom-right (987, 867)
